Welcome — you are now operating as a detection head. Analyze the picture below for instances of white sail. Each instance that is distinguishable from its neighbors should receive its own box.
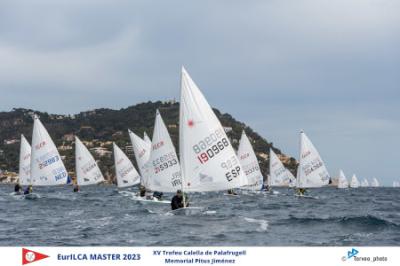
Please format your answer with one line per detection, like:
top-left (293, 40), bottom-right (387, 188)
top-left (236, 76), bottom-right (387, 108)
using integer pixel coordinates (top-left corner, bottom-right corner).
top-left (393, 181), bottom-right (400, 188)
top-left (30, 116), bottom-right (68, 186)
top-left (145, 110), bottom-right (182, 192)
top-left (350, 174), bottom-right (360, 188)
top-left (371, 177), bottom-right (380, 187)
top-left (361, 178), bottom-right (369, 187)
top-left (128, 129), bottom-right (151, 186)
top-left (75, 136), bottom-right (104, 186)
top-left (143, 131), bottom-right (152, 146)
top-left (269, 148), bottom-right (295, 187)
top-left (179, 67), bottom-right (248, 192)
top-left (337, 170), bottom-right (349, 189)
top-left (18, 135), bottom-right (32, 186)
top-left (113, 143), bottom-right (141, 188)
top-left (237, 131), bottom-right (263, 190)
top-left (296, 131), bottom-right (330, 188)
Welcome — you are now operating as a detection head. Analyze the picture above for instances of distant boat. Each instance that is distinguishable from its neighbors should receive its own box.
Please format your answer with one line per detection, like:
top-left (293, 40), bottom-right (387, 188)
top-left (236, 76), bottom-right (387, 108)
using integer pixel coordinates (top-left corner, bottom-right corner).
top-left (75, 136), bottom-right (104, 186)
top-left (113, 143), bottom-right (141, 188)
top-left (143, 131), bottom-right (152, 146)
top-left (30, 115), bottom-right (69, 186)
top-left (144, 109), bottom-right (182, 193)
top-left (337, 170), bottom-right (349, 189)
top-left (237, 131), bottom-right (263, 191)
top-left (269, 148), bottom-right (295, 187)
top-left (18, 134), bottom-right (32, 186)
top-left (361, 178), bottom-right (369, 187)
top-left (128, 129), bottom-right (151, 187)
top-left (350, 174), bottom-right (360, 188)
top-left (179, 67), bottom-right (247, 194)
top-left (296, 131), bottom-right (330, 189)
top-left (393, 181), bottom-right (400, 188)
top-left (371, 177), bottom-right (380, 187)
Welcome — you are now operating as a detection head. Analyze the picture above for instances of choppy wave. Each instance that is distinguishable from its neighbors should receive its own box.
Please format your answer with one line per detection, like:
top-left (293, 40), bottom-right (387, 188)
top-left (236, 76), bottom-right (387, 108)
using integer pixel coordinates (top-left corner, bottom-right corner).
top-left (1, 184), bottom-right (400, 246)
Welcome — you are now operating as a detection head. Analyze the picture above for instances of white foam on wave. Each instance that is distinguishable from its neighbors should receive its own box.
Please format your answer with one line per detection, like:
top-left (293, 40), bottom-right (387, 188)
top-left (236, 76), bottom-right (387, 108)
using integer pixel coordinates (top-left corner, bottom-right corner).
top-left (244, 217), bottom-right (269, 232)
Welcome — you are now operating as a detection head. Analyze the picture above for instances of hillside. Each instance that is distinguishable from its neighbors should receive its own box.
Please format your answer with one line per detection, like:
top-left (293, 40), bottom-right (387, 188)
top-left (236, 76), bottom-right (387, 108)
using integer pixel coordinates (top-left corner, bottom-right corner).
top-left (0, 101), bottom-right (297, 182)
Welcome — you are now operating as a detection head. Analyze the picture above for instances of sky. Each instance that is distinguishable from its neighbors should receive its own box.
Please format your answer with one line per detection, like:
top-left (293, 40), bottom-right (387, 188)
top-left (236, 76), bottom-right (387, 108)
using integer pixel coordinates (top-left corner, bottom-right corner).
top-left (0, 0), bottom-right (399, 185)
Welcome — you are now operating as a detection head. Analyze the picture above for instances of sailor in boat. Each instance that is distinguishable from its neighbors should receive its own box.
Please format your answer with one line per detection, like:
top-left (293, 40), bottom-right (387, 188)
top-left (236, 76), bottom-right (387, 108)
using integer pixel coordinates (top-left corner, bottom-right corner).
top-left (23, 185), bottom-right (33, 195)
top-left (14, 183), bottom-right (22, 194)
top-left (139, 185), bottom-right (146, 197)
top-left (153, 191), bottom-right (163, 200)
top-left (227, 189), bottom-right (238, 195)
top-left (296, 188), bottom-right (306, 196)
top-left (171, 189), bottom-right (189, 210)
top-left (72, 177), bottom-right (79, 192)
top-left (261, 183), bottom-right (271, 192)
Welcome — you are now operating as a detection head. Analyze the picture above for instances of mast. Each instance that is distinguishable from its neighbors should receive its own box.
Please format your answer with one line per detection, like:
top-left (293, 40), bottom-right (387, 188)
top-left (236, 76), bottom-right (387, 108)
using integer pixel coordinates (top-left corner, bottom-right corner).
top-left (179, 66), bottom-right (186, 207)
top-left (296, 130), bottom-right (303, 188)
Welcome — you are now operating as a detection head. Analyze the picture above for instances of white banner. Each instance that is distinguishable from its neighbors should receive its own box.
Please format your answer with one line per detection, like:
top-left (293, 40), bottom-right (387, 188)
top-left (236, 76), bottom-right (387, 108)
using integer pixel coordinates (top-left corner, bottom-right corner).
top-left (0, 247), bottom-right (399, 266)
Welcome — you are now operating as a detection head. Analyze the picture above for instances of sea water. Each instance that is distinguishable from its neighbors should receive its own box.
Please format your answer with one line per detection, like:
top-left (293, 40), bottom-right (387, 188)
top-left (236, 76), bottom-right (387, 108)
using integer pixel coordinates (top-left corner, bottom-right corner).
top-left (0, 184), bottom-right (399, 246)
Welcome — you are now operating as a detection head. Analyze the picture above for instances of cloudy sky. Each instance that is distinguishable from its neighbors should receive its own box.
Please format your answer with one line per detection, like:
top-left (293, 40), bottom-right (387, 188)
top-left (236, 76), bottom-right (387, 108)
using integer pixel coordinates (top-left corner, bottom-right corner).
top-left (0, 0), bottom-right (399, 185)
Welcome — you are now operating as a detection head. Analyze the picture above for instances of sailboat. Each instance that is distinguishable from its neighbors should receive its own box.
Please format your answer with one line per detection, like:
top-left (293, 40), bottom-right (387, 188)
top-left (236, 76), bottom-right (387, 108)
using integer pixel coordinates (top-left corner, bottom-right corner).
top-left (177, 67), bottom-right (247, 213)
top-left (143, 132), bottom-right (152, 146)
top-left (296, 130), bottom-right (330, 197)
top-left (237, 131), bottom-right (264, 191)
top-left (393, 181), bottom-right (400, 188)
top-left (350, 174), bottom-right (360, 188)
top-left (144, 110), bottom-right (182, 193)
top-left (28, 115), bottom-right (69, 198)
top-left (128, 129), bottom-right (151, 187)
top-left (361, 178), bottom-right (369, 187)
top-left (337, 170), bottom-right (349, 189)
top-left (75, 136), bottom-right (104, 187)
top-left (269, 148), bottom-right (296, 188)
top-left (113, 143), bottom-right (141, 188)
top-left (18, 134), bottom-right (32, 188)
top-left (371, 177), bottom-right (380, 187)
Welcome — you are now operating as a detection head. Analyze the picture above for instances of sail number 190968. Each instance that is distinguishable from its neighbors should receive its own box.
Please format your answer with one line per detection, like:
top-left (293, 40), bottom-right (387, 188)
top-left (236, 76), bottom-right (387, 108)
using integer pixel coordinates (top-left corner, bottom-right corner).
top-left (193, 129), bottom-right (230, 164)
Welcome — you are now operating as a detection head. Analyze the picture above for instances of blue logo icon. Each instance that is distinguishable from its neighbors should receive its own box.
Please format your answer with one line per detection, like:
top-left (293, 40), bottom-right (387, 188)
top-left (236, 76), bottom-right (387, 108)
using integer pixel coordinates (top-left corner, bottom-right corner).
top-left (342, 248), bottom-right (359, 261)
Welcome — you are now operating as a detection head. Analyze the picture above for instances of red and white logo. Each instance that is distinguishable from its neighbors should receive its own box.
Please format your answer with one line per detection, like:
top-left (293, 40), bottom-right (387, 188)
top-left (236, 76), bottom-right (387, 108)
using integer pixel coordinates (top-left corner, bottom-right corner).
top-left (22, 248), bottom-right (49, 265)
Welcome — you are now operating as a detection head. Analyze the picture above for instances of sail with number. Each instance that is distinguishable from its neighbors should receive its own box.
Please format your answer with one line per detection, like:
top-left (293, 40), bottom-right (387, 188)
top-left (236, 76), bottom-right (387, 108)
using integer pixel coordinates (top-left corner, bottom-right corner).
top-left (30, 116), bottom-right (69, 186)
top-left (350, 174), bottom-right (360, 188)
top-left (75, 137), bottom-right (104, 186)
top-left (337, 170), bottom-right (349, 189)
top-left (237, 131), bottom-right (263, 190)
top-left (19, 135), bottom-right (32, 186)
top-left (145, 110), bottom-right (182, 192)
top-left (296, 131), bottom-right (330, 188)
top-left (128, 130), bottom-right (151, 186)
top-left (143, 132), bottom-right (152, 146)
top-left (113, 143), bottom-right (141, 188)
top-left (179, 67), bottom-right (248, 192)
top-left (371, 177), bottom-right (380, 187)
top-left (269, 148), bottom-right (295, 187)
